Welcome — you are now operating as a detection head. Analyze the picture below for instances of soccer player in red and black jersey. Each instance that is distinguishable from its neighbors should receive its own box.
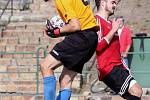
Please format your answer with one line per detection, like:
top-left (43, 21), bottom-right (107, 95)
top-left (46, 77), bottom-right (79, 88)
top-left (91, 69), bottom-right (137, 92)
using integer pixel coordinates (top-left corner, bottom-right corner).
top-left (95, 0), bottom-right (143, 99)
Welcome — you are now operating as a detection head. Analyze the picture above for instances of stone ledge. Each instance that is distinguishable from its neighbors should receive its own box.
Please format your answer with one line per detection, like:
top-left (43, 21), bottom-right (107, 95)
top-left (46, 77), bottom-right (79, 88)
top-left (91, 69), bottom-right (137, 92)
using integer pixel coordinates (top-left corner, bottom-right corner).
top-left (0, 94), bottom-right (150, 100)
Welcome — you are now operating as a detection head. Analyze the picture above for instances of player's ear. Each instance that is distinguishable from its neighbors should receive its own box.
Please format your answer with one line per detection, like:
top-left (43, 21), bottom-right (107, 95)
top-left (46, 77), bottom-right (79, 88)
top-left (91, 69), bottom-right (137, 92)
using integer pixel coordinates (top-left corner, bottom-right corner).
top-left (101, 0), bottom-right (105, 7)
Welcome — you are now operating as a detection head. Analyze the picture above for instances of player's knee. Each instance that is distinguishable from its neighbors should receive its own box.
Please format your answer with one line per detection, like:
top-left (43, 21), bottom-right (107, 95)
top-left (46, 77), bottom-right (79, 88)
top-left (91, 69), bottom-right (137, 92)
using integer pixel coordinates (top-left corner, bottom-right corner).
top-left (40, 55), bottom-right (59, 71)
top-left (59, 68), bottom-right (77, 89)
top-left (40, 60), bottom-right (52, 71)
top-left (59, 77), bottom-right (69, 88)
top-left (59, 76), bottom-right (73, 89)
top-left (129, 83), bottom-right (143, 97)
top-left (133, 86), bottom-right (143, 97)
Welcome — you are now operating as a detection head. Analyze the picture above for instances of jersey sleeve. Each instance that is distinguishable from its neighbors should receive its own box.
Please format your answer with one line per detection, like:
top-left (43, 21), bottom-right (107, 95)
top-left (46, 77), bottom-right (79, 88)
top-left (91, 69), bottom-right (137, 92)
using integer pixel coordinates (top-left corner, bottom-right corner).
top-left (126, 27), bottom-right (132, 46)
top-left (97, 39), bottom-right (109, 51)
top-left (95, 15), bottom-right (109, 53)
top-left (61, 0), bottom-right (77, 23)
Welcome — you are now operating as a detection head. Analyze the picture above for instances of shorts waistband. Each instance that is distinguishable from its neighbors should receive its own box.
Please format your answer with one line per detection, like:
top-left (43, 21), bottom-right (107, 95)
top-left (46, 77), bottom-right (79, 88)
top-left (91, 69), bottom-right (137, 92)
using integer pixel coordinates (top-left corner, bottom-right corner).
top-left (83, 26), bottom-right (99, 32)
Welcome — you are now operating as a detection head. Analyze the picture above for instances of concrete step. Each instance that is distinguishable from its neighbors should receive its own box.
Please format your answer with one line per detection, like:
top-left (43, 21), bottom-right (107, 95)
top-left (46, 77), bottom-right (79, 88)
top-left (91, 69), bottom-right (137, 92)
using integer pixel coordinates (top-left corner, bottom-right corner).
top-left (0, 94), bottom-right (149, 100)
top-left (0, 33), bottom-right (50, 46)
top-left (0, 15), bottom-right (10, 26)
top-left (0, 76), bottom-right (82, 94)
top-left (5, 21), bottom-right (45, 31)
top-left (0, 0), bottom-right (33, 10)
top-left (0, 37), bottom-right (19, 45)
top-left (3, 28), bottom-right (43, 33)
top-left (1, 13), bottom-right (49, 22)
top-left (0, 9), bottom-right (32, 15)
top-left (0, 58), bottom-right (82, 93)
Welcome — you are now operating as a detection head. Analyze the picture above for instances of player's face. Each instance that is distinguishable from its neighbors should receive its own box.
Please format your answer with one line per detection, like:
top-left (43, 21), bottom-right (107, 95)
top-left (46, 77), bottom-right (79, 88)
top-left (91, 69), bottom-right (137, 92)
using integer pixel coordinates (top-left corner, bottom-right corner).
top-left (105, 0), bottom-right (117, 15)
top-left (118, 18), bottom-right (124, 28)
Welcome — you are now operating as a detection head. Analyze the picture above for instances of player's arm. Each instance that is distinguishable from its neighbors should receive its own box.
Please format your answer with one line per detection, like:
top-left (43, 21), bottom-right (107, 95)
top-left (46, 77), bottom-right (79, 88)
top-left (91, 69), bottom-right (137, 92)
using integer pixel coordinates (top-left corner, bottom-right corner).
top-left (122, 28), bottom-right (132, 57)
top-left (45, 0), bottom-right (81, 38)
top-left (60, 18), bottom-right (81, 34)
top-left (105, 18), bottom-right (121, 43)
top-left (96, 38), bottom-right (109, 53)
top-left (96, 18), bottom-right (121, 52)
top-left (96, 25), bottom-right (109, 52)
top-left (122, 45), bottom-right (131, 57)
top-left (57, 18), bottom-right (81, 36)
top-left (96, 31), bottom-right (117, 53)
top-left (45, 18), bottom-right (81, 38)
top-left (95, 17), bottom-right (109, 52)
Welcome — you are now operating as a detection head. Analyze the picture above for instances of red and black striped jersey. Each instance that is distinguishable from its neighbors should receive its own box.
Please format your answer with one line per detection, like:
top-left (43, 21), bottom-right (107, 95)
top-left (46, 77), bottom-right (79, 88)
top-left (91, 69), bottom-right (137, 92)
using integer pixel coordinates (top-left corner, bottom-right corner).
top-left (95, 15), bottom-right (122, 80)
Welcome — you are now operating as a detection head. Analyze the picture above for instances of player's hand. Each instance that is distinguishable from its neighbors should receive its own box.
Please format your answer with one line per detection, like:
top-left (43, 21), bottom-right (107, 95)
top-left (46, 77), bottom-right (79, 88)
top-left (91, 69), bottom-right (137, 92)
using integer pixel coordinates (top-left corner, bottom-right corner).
top-left (121, 52), bottom-right (128, 58)
top-left (45, 19), bottom-right (60, 38)
top-left (111, 18), bottom-right (122, 33)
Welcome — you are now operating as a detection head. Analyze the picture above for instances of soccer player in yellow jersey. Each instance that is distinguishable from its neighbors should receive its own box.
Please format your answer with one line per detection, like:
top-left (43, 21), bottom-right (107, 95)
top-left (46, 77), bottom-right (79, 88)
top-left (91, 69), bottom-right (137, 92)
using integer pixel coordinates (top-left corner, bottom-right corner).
top-left (41, 0), bottom-right (99, 100)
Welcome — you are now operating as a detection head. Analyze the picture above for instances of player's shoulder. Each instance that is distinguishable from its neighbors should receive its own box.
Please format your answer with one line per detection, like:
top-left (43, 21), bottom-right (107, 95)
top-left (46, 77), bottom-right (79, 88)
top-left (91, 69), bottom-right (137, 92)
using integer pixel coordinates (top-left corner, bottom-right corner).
top-left (95, 14), bottom-right (101, 19)
top-left (123, 26), bottom-right (132, 31)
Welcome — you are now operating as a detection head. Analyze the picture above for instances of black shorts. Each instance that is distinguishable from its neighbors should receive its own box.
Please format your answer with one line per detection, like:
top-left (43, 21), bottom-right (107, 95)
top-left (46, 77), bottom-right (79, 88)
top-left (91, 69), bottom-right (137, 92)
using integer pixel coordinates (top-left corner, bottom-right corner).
top-left (102, 64), bottom-right (134, 96)
top-left (50, 29), bottom-right (98, 73)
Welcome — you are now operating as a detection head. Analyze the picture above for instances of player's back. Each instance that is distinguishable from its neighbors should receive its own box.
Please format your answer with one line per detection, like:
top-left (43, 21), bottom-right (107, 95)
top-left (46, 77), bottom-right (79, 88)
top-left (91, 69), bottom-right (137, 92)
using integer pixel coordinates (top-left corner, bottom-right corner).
top-left (55, 0), bottom-right (96, 30)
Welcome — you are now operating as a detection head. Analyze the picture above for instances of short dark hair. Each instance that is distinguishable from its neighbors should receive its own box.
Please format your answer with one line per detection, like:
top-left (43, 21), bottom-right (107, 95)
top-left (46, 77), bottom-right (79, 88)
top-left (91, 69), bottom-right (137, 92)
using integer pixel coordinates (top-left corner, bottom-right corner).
top-left (117, 16), bottom-right (125, 23)
top-left (95, 0), bottom-right (100, 9)
top-left (44, 0), bottom-right (49, 2)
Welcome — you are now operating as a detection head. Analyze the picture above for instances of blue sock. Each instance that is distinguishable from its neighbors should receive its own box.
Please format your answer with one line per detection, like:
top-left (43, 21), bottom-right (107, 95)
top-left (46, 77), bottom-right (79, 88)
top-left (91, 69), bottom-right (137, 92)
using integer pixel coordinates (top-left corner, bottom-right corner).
top-left (56, 88), bottom-right (72, 100)
top-left (43, 76), bottom-right (56, 100)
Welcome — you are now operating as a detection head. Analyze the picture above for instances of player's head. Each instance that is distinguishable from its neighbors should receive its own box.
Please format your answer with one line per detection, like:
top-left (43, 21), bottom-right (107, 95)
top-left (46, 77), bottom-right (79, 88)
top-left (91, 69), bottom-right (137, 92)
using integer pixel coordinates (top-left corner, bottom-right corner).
top-left (95, 0), bottom-right (120, 15)
top-left (117, 16), bottom-right (125, 28)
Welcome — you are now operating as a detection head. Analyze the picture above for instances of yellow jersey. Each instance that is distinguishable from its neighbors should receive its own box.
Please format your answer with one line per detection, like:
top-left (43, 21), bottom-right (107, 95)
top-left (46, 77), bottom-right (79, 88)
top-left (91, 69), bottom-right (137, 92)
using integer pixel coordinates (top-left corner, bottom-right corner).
top-left (55, 0), bottom-right (97, 30)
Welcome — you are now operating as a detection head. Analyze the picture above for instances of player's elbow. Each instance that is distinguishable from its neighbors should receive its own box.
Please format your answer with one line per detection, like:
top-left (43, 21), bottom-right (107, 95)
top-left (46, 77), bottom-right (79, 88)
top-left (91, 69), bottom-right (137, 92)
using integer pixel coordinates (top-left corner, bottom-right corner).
top-left (69, 18), bottom-right (81, 31)
top-left (72, 24), bottom-right (81, 31)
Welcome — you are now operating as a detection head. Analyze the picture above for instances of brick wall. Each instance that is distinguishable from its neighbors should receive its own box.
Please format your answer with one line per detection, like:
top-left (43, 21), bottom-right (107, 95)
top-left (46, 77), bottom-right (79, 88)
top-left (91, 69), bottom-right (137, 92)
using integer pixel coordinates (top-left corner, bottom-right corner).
top-left (0, 0), bottom-right (83, 95)
top-left (0, 20), bottom-right (83, 94)
top-left (1, 0), bottom-right (150, 99)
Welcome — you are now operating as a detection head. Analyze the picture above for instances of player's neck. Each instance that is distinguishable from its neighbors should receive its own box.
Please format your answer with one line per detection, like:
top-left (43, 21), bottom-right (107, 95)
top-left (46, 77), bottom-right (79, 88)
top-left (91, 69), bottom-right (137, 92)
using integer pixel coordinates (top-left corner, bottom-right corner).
top-left (96, 10), bottom-right (109, 21)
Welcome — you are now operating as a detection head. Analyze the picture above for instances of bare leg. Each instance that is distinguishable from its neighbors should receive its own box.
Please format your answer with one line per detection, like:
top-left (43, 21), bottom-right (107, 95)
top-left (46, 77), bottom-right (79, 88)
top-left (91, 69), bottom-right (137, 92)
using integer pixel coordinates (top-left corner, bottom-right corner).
top-left (123, 83), bottom-right (143, 100)
top-left (40, 54), bottom-right (61, 77)
top-left (40, 54), bottom-right (62, 100)
top-left (57, 67), bottom-right (77, 100)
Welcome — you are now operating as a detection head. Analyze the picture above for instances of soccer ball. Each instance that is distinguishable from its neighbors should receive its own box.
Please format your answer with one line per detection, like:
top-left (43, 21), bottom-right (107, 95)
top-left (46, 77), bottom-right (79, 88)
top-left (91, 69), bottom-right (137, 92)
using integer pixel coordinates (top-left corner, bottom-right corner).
top-left (49, 15), bottom-right (65, 28)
